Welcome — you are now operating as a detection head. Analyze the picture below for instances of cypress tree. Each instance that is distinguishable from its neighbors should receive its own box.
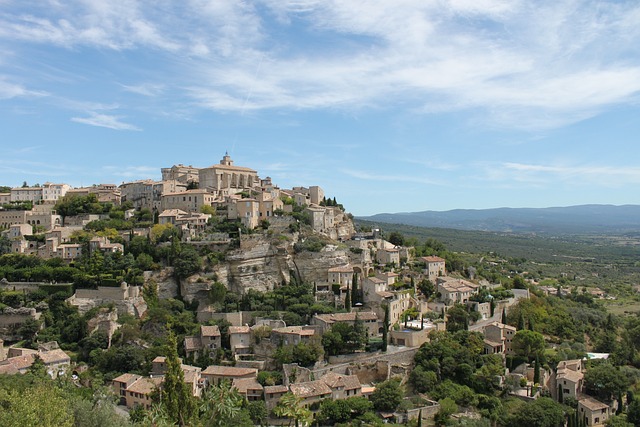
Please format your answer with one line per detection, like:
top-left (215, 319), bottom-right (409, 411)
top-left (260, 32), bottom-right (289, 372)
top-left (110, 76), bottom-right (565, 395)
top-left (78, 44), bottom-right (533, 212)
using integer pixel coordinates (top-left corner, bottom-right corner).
top-left (517, 312), bottom-right (525, 330)
top-left (533, 356), bottom-right (540, 385)
top-left (502, 308), bottom-right (507, 325)
top-left (528, 316), bottom-right (535, 331)
top-left (382, 304), bottom-right (389, 352)
top-left (159, 333), bottom-right (197, 426)
top-left (345, 289), bottom-right (351, 312)
top-left (351, 272), bottom-right (359, 306)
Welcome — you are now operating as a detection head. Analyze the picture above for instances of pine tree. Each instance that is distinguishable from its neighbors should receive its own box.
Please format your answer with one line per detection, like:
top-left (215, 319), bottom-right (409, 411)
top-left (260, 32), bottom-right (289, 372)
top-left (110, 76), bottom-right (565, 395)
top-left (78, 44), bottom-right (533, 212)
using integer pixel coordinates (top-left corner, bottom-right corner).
top-left (159, 333), bottom-right (197, 426)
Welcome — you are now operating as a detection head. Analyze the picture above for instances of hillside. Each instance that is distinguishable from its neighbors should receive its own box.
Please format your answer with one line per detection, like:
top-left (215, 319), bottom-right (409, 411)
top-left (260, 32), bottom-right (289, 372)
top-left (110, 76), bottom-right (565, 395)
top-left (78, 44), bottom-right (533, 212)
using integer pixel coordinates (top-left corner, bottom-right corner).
top-left (358, 204), bottom-right (640, 235)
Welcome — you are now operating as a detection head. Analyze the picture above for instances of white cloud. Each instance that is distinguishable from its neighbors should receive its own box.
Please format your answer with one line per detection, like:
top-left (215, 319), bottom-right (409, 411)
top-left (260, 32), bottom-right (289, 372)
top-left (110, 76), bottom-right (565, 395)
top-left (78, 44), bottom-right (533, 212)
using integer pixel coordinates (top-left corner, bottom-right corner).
top-left (342, 169), bottom-right (442, 185)
top-left (121, 83), bottom-right (164, 97)
top-left (71, 112), bottom-right (141, 131)
top-left (482, 162), bottom-right (640, 186)
top-left (2, 1), bottom-right (640, 129)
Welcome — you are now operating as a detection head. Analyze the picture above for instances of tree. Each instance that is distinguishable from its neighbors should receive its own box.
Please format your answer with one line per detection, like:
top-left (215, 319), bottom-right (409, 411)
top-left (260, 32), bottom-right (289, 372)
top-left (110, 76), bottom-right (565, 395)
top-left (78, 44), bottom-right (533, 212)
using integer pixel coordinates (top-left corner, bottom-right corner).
top-left (200, 381), bottom-right (245, 427)
top-left (626, 398), bottom-right (640, 426)
top-left (446, 304), bottom-right (469, 332)
top-left (382, 303), bottom-right (390, 352)
top-left (388, 232), bottom-right (405, 247)
top-left (345, 288), bottom-right (351, 312)
top-left (273, 392), bottom-right (312, 427)
top-left (418, 279), bottom-right (436, 299)
top-left (351, 273), bottom-right (359, 306)
top-left (509, 397), bottom-right (564, 427)
top-left (584, 363), bottom-right (630, 402)
top-left (534, 355), bottom-right (541, 385)
top-left (0, 382), bottom-right (73, 427)
top-left (435, 397), bottom-right (458, 427)
top-left (158, 333), bottom-right (197, 426)
top-left (512, 330), bottom-right (546, 362)
top-left (370, 378), bottom-right (403, 412)
top-left (410, 365), bottom-right (438, 393)
top-left (502, 308), bottom-right (508, 325)
top-left (318, 399), bottom-right (352, 425)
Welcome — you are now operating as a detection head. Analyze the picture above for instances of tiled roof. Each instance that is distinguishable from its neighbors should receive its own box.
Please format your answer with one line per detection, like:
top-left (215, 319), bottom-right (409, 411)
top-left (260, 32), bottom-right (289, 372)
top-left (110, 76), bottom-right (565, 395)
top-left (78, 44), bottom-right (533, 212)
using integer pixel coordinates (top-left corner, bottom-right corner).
top-left (264, 385), bottom-right (289, 394)
top-left (233, 377), bottom-right (263, 394)
top-left (272, 326), bottom-right (315, 336)
top-left (201, 325), bottom-right (221, 337)
top-left (39, 349), bottom-right (71, 365)
top-left (315, 312), bottom-right (378, 323)
top-left (321, 372), bottom-right (361, 390)
top-left (556, 368), bottom-right (583, 383)
top-left (229, 326), bottom-right (251, 334)
top-left (290, 380), bottom-right (332, 398)
top-left (202, 365), bottom-right (258, 377)
top-left (579, 396), bottom-right (609, 411)
top-left (184, 336), bottom-right (202, 351)
top-left (112, 373), bottom-right (142, 384)
top-left (128, 377), bottom-right (163, 395)
top-left (422, 256), bottom-right (445, 263)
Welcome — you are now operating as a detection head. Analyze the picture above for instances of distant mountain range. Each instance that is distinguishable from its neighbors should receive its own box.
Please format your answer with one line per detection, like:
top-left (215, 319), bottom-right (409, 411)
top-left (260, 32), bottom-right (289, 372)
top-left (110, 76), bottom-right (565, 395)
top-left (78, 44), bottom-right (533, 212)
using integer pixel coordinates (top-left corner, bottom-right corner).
top-left (356, 204), bottom-right (640, 235)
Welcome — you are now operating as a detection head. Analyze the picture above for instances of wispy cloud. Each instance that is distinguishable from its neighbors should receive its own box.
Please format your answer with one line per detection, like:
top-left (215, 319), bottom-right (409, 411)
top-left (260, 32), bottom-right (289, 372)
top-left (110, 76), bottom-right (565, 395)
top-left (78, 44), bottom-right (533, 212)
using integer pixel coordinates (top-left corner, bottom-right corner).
top-left (102, 165), bottom-right (158, 178)
top-left (121, 83), bottom-right (164, 97)
top-left (71, 112), bottom-right (141, 131)
top-left (2, 1), bottom-right (640, 130)
top-left (482, 162), bottom-right (640, 186)
top-left (342, 169), bottom-right (442, 186)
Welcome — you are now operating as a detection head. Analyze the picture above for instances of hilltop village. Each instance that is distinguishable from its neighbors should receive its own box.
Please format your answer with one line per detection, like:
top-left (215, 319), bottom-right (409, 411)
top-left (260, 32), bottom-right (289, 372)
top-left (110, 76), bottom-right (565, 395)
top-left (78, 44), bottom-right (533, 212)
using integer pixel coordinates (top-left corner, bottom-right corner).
top-left (0, 154), bottom-right (638, 427)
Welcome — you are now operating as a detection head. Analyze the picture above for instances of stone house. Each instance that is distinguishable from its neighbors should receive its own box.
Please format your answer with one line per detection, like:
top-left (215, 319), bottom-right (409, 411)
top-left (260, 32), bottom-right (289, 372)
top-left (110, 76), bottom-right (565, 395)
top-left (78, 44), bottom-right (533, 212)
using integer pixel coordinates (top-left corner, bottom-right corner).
top-left (161, 189), bottom-right (216, 213)
top-left (111, 374), bottom-right (163, 409)
top-left (482, 321), bottom-right (516, 355)
top-left (437, 277), bottom-right (479, 305)
top-left (233, 377), bottom-right (264, 402)
top-left (376, 247), bottom-right (400, 266)
top-left (229, 326), bottom-right (252, 355)
top-left (421, 256), bottom-right (446, 279)
top-left (271, 326), bottom-right (317, 347)
top-left (327, 265), bottom-right (354, 287)
top-left (578, 396), bottom-right (610, 426)
top-left (553, 359), bottom-right (585, 401)
top-left (264, 385), bottom-right (289, 411)
top-left (184, 325), bottom-right (222, 360)
top-left (311, 312), bottom-right (380, 337)
top-left (198, 153), bottom-right (259, 195)
top-left (201, 365), bottom-right (258, 386)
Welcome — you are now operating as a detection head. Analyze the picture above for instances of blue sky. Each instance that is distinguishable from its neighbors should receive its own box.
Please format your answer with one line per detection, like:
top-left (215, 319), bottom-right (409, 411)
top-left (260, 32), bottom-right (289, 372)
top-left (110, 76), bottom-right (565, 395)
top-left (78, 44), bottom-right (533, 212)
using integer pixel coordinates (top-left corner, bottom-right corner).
top-left (1, 1), bottom-right (640, 216)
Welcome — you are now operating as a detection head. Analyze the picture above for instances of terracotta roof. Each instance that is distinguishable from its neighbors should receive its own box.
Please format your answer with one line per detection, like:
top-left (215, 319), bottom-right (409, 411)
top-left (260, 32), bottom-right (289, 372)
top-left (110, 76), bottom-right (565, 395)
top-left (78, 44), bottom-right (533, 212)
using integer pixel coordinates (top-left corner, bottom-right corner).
top-left (202, 365), bottom-right (257, 377)
top-left (486, 321), bottom-right (516, 332)
top-left (273, 326), bottom-right (315, 336)
top-left (229, 326), bottom-right (251, 334)
top-left (264, 385), bottom-right (289, 394)
top-left (376, 291), bottom-right (394, 299)
top-left (184, 336), bottom-right (202, 351)
top-left (39, 349), bottom-right (71, 365)
top-left (0, 364), bottom-right (19, 375)
top-left (315, 312), bottom-right (378, 323)
top-left (201, 325), bottom-right (221, 337)
top-left (556, 368), bottom-right (583, 383)
top-left (3, 354), bottom-right (35, 370)
top-left (579, 396), bottom-right (609, 411)
top-left (183, 370), bottom-right (200, 385)
top-left (290, 380), bottom-right (332, 399)
top-left (233, 377), bottom-right (263, 394)
top-left (557, 359), bottom-right (582, 371)
top-left (483, 339), bottom-right (504, 348)
top-left (321, 372), bottom-right (361, 390)
top-left (128, 377), bottom-right (163, 395)
top-left (422, 256), bottom-right (445, 263)
top-left (112, 373), bottom-right (142, 384)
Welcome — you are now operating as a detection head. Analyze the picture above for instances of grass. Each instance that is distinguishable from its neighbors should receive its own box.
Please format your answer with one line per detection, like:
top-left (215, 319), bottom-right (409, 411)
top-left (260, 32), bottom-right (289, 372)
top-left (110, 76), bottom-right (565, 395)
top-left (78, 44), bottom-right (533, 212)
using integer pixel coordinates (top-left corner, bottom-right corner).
top-left (604, 300), bottom-right (640, 316)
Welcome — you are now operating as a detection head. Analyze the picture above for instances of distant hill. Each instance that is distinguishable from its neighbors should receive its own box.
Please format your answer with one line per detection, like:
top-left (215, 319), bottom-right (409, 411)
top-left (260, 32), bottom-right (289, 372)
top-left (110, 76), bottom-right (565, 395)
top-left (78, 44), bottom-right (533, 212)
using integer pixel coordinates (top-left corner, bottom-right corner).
top-left (357, 204), bottom-right (640, 235)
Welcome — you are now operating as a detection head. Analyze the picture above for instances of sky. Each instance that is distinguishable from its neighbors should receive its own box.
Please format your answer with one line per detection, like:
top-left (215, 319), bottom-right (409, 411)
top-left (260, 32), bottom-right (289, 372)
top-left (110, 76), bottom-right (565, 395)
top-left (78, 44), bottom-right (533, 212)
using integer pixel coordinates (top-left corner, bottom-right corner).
top-left (1, 0), bottom-right (640, 216)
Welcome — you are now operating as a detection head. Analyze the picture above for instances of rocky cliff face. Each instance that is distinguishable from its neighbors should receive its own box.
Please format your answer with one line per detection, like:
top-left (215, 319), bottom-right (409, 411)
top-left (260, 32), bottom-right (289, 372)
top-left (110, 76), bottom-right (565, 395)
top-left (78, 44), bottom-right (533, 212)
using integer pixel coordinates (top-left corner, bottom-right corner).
top-left (146, 216), bottom-right (357, 306)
